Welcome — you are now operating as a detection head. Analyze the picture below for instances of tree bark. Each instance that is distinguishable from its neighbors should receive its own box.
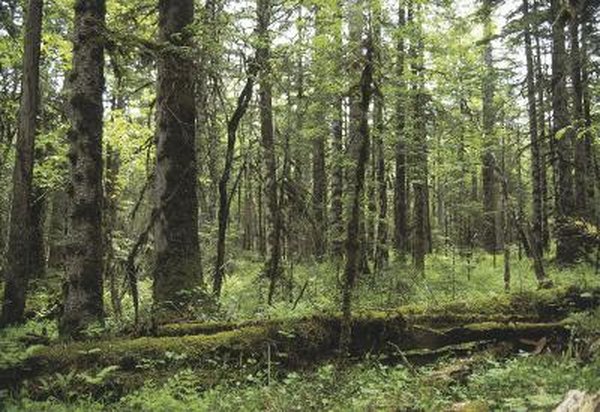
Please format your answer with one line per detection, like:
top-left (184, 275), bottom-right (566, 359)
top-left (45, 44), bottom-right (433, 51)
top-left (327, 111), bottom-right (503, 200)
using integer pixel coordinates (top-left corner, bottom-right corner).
top-left (569, 1), bottom-right (588, 221)
top-left (523, 0), bottom-right (545, 257)
top-left (393, 3), bottom-right (409, 259)
top-left (532, 7), bottom-right (550, 250)
top-left (60, 0), bottom-right (106, 337)
top-left (481, 0), bottom-right (498, 254)
top-left (551, 0), bottom-right (578, 265)
top-left (340, 23), bottom-right (373, 355)
top-left (256, 0), bottom-right (281, 305)
top-left (409, 2), bottom-right (428, 271)
top-left (0, 0), bottom-right (44, 327)
top-left (153, 0), bottom-right (202, 318)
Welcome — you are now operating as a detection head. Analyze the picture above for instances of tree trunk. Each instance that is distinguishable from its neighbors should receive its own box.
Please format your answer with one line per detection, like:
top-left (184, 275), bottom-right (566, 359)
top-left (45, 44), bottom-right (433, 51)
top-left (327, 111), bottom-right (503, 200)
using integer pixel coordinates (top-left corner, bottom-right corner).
top-left (60, 0), bottom-right (106, 337)
top-left (371, 0), bottom-right (387, 272)
top-left (524, 0), bottom-right (545, 257)
top-left (551, 0), bottom-right (577, 265)
top-left (581, 20), bottom-right (596, 223)
top-left (213, 61), bottom-right (258, 298)
top-left (340, 16), bottom-right (373, 354)
top-left (569, 2), bottom-right (587, 221)
top-left (393, 3), bottom-right (409, 259)
top-left (0, 0), bottom-right (44, 327)
top-left (310, 3), bottom-right (330, 261)
top-left (533, 9), bottom-right (550, 250)
top-left (153, 0), bottom-right (202, 318)
top-left (256, 0), bottom-right (281, 305)
top-left (409, 2), bottom-right (428, 271)
top-left (481, 0), bottom-right (498, 254)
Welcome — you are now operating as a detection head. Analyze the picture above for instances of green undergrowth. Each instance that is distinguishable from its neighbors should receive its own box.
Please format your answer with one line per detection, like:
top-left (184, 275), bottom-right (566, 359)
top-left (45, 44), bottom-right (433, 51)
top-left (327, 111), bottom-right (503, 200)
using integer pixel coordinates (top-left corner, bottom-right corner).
top-left (3, 353), bottom-right (600, 411)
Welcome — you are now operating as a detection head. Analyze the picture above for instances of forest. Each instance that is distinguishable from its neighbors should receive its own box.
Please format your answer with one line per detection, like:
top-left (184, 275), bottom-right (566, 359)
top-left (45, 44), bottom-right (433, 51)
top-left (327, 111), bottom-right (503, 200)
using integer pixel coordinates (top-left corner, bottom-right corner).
top-left (0, 0), bottom-right (599, 410)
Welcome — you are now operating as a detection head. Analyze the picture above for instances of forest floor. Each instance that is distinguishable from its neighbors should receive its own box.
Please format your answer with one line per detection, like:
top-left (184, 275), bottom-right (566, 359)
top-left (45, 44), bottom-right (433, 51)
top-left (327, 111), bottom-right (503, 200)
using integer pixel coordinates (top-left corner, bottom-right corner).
top-left (1, 250), bottom-right (599, 411)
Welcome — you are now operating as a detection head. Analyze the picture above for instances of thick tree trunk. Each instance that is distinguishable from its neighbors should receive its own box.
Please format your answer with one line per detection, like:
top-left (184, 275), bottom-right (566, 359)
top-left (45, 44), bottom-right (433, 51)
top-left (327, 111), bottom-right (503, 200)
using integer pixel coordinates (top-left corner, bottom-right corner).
top-left (60, 0), bottom-right (106, 337)
top-left (0, 0), bottom-right (44, 327)
top-left (153, 0), bottom-right (202, 318)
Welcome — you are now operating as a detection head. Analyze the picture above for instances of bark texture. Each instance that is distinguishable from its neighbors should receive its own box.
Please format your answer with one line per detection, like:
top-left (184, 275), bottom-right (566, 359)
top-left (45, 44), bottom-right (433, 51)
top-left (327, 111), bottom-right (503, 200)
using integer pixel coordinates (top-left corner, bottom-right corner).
top-left (256, 0), bottom-right (281, 305)
top-left (551, 0), bottom-right (578, 265)
top-left (1, 0), bottom-right (44, 326)
top-left (60, 0), bottom-right (106, 337)
top-left (153, 0), bottom-right (202, 317)
top-left (393, 2), bottom-right (409, 258)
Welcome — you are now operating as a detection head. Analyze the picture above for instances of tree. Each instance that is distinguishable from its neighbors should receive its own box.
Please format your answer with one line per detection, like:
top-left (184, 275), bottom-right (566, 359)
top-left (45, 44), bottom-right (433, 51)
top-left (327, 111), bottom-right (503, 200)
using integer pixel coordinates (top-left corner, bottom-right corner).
top-left (372, 0), bottom-right (388, 271)
top-left (153, 0), bottom-right (202, 317)
top-left (480, 0), bottom-right (499, 254)
top-left (409, 1), bottom-right (428, 274)
top-left (0, 0), bottom-right (43, 327)
top-left (214, 59), bottom-right (258, 298)
top-left (60, 0), bottom-right (106, 337)
top-left (340, 0), bottom-right (373, 354)
top-left (256, 0), bottom-right (281, 305)
top-left (393, 1), bottom-right (409, 258)
top-left (551, 0), bottom-right (577, 265)
top-left (523, 0), bottom-right (545, 256)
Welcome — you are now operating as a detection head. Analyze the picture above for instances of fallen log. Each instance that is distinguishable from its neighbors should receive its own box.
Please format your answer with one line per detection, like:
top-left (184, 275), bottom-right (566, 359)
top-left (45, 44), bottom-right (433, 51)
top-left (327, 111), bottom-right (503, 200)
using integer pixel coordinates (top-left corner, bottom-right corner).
top-left (155, 285), bottom-right (600, 337)
top-left (0, 285), bottom-right (597, 395)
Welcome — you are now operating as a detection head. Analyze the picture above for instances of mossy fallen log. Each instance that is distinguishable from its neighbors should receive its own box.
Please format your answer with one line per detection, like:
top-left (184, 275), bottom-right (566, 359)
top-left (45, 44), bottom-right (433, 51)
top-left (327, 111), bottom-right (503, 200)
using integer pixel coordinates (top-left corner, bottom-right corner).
top-left (155, 285), bottom-right (600, 337)
top-left (0, 285), bottom-right (596, 393)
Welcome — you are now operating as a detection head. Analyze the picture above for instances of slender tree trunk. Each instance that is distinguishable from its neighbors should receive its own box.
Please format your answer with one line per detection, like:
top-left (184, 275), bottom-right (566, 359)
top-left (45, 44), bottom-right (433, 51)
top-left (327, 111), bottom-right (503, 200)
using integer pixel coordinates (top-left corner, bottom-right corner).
top-left (551, 0), bottom-right (577, 265)
top-left (311, 3), bottom-right (329, 261)
top-left (213, 62), bottom-right (258, 298)
top-left (409, 2), bottom-right (428, 272)
top-left (197, 0), bottom-right (222, 224)
top-left (481, 0), bottom-right (498, 254)
top-left (153, 0), bottom-right (202, 318)
top-left (533, 10), bottom-right (550, 250)
top-left (581, 20), bottom-right (596, 222)
top-left (60, 0), bottom-right (106, 337)
top-left (524, 0), bottom-right (545, 257)
top-left (569, 2), bottom-right (587, 220)
top-left (371, 0), bottom-right (387, 272)
top-left (340, 30), bottom-right (373, 356)
top-left (393, 3), bottom-right (409, 259)
top-left (331, 101), bottom-right (344, 258)
top-left (256, 0), bottom-right (281, 305)
top-left (0, 0), bottom-right (44, 327)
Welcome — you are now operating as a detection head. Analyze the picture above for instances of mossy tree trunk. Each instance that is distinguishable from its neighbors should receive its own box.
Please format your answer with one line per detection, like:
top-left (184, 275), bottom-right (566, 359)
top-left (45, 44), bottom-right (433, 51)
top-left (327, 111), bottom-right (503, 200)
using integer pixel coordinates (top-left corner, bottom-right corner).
top-left (60, 0), bottom-right (106, 337)
top-left (153, 0), bottom-right (202, 318)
